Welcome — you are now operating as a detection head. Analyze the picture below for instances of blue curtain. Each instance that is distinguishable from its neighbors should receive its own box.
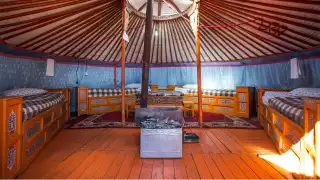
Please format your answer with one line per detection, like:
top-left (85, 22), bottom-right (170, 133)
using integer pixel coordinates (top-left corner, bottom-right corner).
top-left (150, 68), bottom-right (168, 88)
top-left (1, 55), bottom-right (320, 112)
top-left (116, 68), bottom-right (142, 88)
top-left (167, 67), bottom-right (197, 87)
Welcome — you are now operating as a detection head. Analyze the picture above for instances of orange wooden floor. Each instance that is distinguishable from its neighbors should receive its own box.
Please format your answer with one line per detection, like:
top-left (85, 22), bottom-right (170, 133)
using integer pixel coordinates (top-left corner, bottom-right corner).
top-left (19, 128), bottom-right (292, 179)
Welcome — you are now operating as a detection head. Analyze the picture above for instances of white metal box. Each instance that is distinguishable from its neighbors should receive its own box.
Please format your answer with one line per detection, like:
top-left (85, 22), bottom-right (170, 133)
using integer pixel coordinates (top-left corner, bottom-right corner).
top-left (140, 128), bottom-right (182, 158)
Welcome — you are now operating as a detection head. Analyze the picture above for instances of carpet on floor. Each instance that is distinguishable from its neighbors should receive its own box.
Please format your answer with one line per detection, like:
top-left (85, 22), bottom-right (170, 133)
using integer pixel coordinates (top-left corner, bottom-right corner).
top-left (65, 111), bottom-right (262, 129)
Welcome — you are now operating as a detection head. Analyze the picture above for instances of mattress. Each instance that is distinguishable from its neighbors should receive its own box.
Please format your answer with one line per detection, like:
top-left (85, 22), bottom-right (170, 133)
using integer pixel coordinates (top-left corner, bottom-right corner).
top-left (143, 91), bottom-right (183, 96)
top-left (23, 92), bottom-right (65, 122)
top-left (88, 88), bottom-right (138, 97)
top-left (262, 91), bottom-right (290, 105)
top-left (268, 96), bottom-right (304, 127)
top-left (188, 89), bottom-right (236, 97)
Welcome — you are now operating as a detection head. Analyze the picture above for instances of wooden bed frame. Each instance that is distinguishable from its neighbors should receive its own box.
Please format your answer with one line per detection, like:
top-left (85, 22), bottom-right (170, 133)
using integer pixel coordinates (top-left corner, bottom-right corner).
top-left (183, 86), bottom-right (255, 118)
top-left (258, 88), bottom-right (320, 178)
top-left (150, 85), bottom-right (182, 92)
top-left (78, 86), bottom-right (254, 119)
top-left (0, 88), bottom-right (70, 179)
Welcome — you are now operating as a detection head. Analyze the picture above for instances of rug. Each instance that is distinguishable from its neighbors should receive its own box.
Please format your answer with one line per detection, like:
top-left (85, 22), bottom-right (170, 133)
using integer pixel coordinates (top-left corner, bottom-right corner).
top-left (65, 111), bottom-right (262, 129)
top-left (65, 112), bottom-right (137, 129)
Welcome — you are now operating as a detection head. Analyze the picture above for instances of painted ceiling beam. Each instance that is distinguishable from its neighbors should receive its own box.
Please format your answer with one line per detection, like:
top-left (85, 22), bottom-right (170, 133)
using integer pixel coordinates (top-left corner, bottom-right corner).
top-left (138, 2), bottom-right (147, 11)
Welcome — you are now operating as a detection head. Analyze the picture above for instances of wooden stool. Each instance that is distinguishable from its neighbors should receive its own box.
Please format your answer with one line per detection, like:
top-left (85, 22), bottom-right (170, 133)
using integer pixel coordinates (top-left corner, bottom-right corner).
top-left (183, 100), bottom-right (195, 117)
top-left (125, 95), bottom-right (137, 118)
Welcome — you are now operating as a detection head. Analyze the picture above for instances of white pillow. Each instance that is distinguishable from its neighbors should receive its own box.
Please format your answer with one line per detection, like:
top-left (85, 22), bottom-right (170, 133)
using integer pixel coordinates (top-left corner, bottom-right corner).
top-left (136, 87), bottom-right (151, 91)
top-left (262, 91), bottom-right (290, 105)
top-left (2, 88), bottom-right (48, 97)
top-left (125, 83), bottom-right (141, 89)
top-left (288, 88), bottom-right (320, 98)
top-left (183, 84), bottom-right (197, 89)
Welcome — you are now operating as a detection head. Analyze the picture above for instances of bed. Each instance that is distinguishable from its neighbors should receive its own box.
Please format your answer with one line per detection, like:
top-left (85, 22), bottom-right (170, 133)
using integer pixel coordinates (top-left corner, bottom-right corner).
top-left (77, 87), bottom-right (184, 115)
top-left (0, 88), bottom-right (70, 179)
top-left (182, 87), bottom-right (255, 118)
top-left (136, 91), bottom-right (183, 105)
top-left (78, 86), bottom-right (255, 119)
top-left (258, 88), bottom-right (320, 178)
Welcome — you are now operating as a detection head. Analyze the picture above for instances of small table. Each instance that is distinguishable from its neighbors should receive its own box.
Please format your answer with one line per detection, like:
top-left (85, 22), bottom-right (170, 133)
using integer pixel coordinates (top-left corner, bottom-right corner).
top-left (125, 95), bottom-right (136, 118)
top-left (183, 100), bottom-right (195, 117)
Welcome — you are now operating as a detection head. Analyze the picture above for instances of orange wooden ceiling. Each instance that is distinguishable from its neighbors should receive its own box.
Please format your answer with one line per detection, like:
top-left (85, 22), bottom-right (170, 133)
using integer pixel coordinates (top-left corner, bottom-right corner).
top-left (0, 0), bottom-right (319, 63)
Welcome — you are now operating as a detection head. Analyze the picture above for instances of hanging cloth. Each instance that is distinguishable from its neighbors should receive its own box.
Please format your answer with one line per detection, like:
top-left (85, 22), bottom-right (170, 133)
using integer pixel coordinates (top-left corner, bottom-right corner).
top-left (123, 7), bottom-right (130, 42)
top-left (189, 2), bottom-right (199, 38)
top-left (290, 58), bottom-right (301, 79)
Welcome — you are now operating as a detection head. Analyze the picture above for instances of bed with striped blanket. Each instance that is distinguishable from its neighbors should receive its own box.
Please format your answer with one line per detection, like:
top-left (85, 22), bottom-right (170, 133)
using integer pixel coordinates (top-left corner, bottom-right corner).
top-left (187, 89), bottom-right (236, 97)
top-left (268, 96), bottom-right (304, 127)
top-left (23, 92), bottom-right (65, 121)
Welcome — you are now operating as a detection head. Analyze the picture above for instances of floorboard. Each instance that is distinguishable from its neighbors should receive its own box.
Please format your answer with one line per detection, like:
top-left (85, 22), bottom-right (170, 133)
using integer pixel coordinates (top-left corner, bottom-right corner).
top-left (202, 153), bottom-right (223, 179)
top-left (19, 128), bottom-right (292, 179)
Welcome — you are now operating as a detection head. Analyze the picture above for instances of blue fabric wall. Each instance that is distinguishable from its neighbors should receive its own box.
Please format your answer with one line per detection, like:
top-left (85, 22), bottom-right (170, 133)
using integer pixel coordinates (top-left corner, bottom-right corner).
top-left (114, 58), bottom-right (320, 89)
top-left (0, 56), bottom-right (115, 112)
top-left (1, 52), bottom-right (320, 112)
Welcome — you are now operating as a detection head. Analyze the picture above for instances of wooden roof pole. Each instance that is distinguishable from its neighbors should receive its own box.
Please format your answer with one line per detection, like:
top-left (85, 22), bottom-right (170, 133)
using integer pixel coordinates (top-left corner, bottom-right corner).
top-left (121, 0), bottom-right (126, 124)
top-left (140, 0), bottom-right (153, 108)
top-left (196, 1), bottom-right (203, 128)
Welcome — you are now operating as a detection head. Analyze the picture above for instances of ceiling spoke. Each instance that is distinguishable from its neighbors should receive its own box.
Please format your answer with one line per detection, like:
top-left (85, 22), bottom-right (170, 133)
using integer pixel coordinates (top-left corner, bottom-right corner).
top-left (138, 2), bottom-right (147, 11)
top-left (0, 0), bottom-right (319, 63)
top-left (158, 0), bottom-right (162, 16)
top-left (166, 0), bottom-right (181, 13)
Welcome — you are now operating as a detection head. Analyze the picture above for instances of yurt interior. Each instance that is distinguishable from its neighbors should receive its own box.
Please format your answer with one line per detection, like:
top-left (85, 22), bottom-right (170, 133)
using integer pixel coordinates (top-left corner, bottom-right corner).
top-left (1, 0), bottom-right (320, 179)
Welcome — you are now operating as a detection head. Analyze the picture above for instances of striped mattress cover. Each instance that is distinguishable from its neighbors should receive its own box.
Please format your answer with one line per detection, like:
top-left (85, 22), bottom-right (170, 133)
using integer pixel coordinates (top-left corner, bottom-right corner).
top-left (88, 88), bottom-right (139, 97)
top-left (187, 89), bottom-right (236, 97)
top-left (23, 92), bottom-right (65, 122)
top-left (136, 91), bottom-right (183, 96)
top-left (262, 91), bottom-right (291, 105)
top-left (268, 96), bottom-right (304, 127)
top-left (88, 88), bottom-right (183, 97)
top-left (88, 88), bottom-right (236, 97)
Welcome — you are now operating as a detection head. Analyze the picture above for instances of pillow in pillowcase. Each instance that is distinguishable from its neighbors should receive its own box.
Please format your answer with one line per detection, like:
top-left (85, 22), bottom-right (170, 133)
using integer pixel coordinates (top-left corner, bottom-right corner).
top-left (183, 84), bottom-right (197, 89)
top-left (125, 83), bottom-right (141, 89)
top-left (2, 88), bottom-right (48, 97)
top-left (288, 88), bottom-right (320, 98)
top-left (262, 91), bottom-right (290, 105)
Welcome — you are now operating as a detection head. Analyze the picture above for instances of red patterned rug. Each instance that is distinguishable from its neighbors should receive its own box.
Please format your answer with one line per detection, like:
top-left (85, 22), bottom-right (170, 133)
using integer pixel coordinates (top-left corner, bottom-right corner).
top-left (65, 111), bottom-right (261, 129)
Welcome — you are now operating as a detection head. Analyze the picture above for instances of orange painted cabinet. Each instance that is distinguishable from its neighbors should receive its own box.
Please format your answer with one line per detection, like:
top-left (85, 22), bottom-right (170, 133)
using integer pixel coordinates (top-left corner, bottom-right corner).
top-left (78, 87), bottom-right (89, 116)
top-left (235, 86), bottom-right (254, 118)
top-left (0, 97), bottom-right (23, 179)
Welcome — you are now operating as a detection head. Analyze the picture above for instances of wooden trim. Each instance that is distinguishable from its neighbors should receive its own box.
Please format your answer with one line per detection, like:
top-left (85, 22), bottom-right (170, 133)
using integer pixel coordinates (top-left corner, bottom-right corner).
top-left (196, 1), bottom-right (203, 127)
top-left (21, 101), bottom-right (67, 172)
top-left (304, 98), bottom-right (320, 178)
top-left (183, 86), bottom-right (253, 118)
top-left (79, 86), bottom-right (253, 119)
top-left (0, 97), bottom-right (23, 179)
top-left (77, 87), bottom-right (89, 116)
top-left (258, 88), bottom-right (291, 123)
top-left (121, 0), bottom-right (126, 124)
top-left (138, 2), bottom-right (147, 11)
top-left (0, 88), bottom-right (69, 179)
top-left (258, 88), bottom-right (320, 178)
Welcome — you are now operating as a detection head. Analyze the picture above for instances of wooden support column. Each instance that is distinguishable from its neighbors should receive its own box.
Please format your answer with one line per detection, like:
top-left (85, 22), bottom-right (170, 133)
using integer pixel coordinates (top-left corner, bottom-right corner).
top-left (121, 0), bottom-right (126, 123)
top-left (140, 0), bottom-right (153, 108)
top-left (196, 1), bottom-right (203, 128)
